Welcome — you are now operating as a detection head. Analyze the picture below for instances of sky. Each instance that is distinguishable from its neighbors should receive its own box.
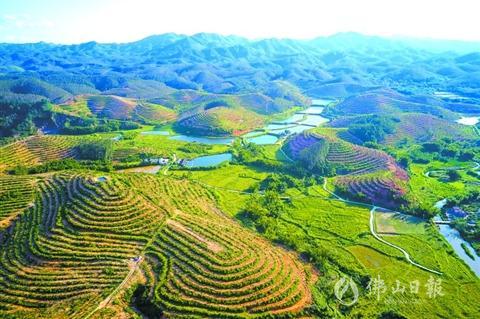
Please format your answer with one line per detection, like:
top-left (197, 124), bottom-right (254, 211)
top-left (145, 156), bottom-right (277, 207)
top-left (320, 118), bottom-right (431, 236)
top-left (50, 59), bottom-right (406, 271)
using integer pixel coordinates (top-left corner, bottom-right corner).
top-left (0, 0), bottom-right (479, 44)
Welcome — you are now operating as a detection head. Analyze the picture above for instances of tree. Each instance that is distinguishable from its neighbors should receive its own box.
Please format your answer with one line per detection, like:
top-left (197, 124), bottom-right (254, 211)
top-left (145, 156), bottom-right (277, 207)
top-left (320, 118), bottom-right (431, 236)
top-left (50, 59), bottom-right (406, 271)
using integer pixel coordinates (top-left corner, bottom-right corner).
top-left (263, 190), bottom-right (288, 218)
top-left (422, 142), bottom-right (442, 153)
top-left (243, 193), bottom-right (267, 221)
top-left (77, 141), bottom-right (113, 161)
top-left (447, 170), bottom-right (461, 182)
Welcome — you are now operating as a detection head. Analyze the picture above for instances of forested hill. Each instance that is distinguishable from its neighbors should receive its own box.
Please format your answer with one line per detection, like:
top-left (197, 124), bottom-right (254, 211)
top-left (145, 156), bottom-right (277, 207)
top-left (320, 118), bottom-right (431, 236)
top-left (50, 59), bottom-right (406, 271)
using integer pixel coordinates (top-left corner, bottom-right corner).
top-left (2, 32), bottom-right (480, 139)
top-left (1, 32), bottom-right (480, 101)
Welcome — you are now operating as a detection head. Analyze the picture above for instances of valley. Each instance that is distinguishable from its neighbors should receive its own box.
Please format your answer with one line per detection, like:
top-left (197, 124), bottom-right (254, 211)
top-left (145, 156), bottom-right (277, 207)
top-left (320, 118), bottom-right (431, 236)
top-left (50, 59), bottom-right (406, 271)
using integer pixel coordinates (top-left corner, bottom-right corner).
top-left (1, 32), bottom-right (480, 319)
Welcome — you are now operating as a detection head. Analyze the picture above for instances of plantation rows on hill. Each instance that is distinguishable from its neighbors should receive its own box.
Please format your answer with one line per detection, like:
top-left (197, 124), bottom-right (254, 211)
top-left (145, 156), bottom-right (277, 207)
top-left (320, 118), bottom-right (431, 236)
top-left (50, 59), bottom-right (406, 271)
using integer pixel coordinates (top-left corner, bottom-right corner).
top-left (0, 136), bottom-right (84, 171)
top-left (335, 173), bottom-right (408, 208)
top-left (0, 172), bottom-right (315, 318)
top-left (177, 106), bottom-right (265, 136)
top-left (285, 130), bottom-right (407, 176)
top-left (383, 113), bottom-right (477, 144)
top-left (329, 112), bottom-right (476, 145)
top-left (284, 130), bottom-right (408, 207)
top-left (0, 175), bottom-right (36, 229)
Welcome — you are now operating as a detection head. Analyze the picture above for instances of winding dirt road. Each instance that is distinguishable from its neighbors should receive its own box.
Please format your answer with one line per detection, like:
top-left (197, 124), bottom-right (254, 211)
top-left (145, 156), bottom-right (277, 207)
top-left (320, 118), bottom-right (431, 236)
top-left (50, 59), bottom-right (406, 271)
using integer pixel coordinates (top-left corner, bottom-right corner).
top-left (322, 178), bottom-right (443, 275)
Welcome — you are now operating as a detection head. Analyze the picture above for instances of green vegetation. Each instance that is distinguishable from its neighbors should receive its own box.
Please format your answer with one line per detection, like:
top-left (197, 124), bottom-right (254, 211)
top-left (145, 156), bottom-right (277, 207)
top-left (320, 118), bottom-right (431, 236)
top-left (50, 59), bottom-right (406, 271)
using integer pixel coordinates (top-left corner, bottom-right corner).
top-left (77, 140), bottom-right (113, 161)
top-left (461, 243), bottom-right (475, 260)
top-left (0, 172), bottom-right (316, 318)
top-left (346, 115), bottom-right (397, 144)
top-left (3, 32), bottom-right (480, 319)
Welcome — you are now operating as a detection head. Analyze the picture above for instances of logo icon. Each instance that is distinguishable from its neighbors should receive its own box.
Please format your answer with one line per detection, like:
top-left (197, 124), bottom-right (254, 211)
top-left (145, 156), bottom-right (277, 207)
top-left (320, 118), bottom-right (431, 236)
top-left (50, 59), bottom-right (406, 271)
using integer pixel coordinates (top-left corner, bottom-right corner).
top-left (334, 276), bottom-right (359, 306)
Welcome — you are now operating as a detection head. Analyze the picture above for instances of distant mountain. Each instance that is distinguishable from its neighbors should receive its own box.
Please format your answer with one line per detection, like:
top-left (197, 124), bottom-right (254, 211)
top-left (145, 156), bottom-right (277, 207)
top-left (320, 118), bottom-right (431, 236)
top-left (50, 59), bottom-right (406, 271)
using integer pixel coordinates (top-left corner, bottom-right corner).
top-left (1, 32), bottom-right (480, 101)
top-left (2, 32), bottom-right (480, 137)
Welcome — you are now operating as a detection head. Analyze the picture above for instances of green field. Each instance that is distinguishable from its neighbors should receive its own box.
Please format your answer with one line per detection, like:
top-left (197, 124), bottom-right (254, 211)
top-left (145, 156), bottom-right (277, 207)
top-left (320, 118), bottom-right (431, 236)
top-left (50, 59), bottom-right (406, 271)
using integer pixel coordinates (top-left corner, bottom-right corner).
top-left (185, 164), bottom-right (480, 318)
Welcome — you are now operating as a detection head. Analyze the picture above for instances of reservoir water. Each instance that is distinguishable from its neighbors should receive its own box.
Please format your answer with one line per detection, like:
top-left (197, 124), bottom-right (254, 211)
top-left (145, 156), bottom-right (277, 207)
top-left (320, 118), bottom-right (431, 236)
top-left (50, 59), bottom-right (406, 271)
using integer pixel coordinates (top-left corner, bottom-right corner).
top-left (246, 134), bottom-right (278, 145)
top-left (311, 98), bottom-right (335, 106)
top-left (143, 100), bottom-right (331, 145)
top-left (185, 153), bottom-right (232, 168)
top-left (170, 135), bottom-right (233, 145)
top-left (456, 116), bottom-right (480, 126)
top-left (140, 130), bottom-right (170, 136)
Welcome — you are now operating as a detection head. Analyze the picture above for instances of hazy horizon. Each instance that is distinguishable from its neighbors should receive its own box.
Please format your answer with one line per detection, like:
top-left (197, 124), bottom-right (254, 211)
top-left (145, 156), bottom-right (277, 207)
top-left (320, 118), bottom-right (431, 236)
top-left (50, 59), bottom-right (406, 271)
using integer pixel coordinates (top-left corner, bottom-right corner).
top-left (1, 0), bottom-right (480, 44)
top-left (3, 31), bottom-right (480, 46)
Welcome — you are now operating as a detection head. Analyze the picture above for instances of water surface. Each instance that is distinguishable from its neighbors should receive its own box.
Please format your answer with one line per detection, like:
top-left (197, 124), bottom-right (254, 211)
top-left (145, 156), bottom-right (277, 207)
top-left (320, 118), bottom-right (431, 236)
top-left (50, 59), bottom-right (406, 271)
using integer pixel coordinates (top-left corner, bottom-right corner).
top-left (185, 153), bottom-right (232, 168)
top-left (246, 135), bottom-right (278, 145)
top-left (456, 117), bottom-right (480, 126)
top-left (170, 135), bottom-right (233, 145)
top-left (311, 99), bottom-right (335, 106)
top-left (437, 224), bottom-right (480, 277)
top-left (141, 130), bottom-right (170, 136)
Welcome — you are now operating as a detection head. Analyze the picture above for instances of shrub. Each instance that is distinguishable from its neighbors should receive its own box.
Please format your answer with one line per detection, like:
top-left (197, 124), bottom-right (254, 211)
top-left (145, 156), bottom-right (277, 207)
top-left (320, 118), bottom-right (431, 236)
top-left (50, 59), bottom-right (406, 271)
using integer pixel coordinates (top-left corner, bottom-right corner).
top-left (77, 140), bottom-right (113, 161)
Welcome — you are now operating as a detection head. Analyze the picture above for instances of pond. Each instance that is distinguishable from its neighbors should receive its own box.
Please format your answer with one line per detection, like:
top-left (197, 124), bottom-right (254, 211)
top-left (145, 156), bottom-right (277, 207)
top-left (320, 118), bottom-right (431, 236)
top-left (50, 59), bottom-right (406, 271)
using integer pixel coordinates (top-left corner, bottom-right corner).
top-left (456, 116), bottom-right (480, 126)
top-left (162, 99), bottom-right (331, 146)
top-left (140, 130), bottom-right (170, 136)
top-left (170, 135), bottom-right (234, 145)
top-left (265, 123), bottom-right (294, 131)
top-left (276, 114), bottom-right (305, 123)
top-left (311, 99), bottom-right (335, 106)
top-left (246, 134), bottom-right (278, 145)
top-left (284, 125), bottom-right (316, 134)
top-left (301, 106), bottom-right (325, 114)
top-left (300, 115), bottom-right (329, 126)
top-left (185, 153), bottom-right (232, 168)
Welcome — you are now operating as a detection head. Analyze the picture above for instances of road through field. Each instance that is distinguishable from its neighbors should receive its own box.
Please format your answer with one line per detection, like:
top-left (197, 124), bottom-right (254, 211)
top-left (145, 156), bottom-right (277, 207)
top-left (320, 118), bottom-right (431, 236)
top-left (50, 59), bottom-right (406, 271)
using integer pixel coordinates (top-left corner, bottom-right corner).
top-left (322, 178), bottom-right (443, 275)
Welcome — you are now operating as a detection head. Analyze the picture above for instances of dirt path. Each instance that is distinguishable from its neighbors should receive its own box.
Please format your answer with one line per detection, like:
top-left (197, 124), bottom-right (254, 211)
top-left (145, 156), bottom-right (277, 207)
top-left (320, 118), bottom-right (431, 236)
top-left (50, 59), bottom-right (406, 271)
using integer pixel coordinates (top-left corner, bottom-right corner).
top-left (322, 178), bottom-right (442, 275)
top-left (424, 161), bottom-right (479, 178)
top-left (84, 257), bottom-right (143, 319)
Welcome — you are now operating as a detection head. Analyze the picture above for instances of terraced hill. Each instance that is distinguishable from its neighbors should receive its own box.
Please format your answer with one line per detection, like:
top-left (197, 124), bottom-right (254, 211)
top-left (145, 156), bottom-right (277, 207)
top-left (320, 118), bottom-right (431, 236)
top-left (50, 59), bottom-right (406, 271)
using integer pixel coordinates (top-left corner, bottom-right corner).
top-left (177, 106), bottom-right (265, 136)
top-left (0, 135), bottom-right (84, 172)
top-left (55, 95), bottom-right (176, 126)
top-left (0, 175), bottom-right (36, 229)
top-left (285, 130), bottom-right (407, 177)
top-left (133, 102), bottom-right (177, 124)
top-left (326, 90), bottom-right (458, 120)
top-left (284, 130), bottom-right (408, 207)
top-left (329, 113), bottom-right (477, 145)
top-left (383, 113), bottom-right (477, 144)
top-left (0, 172), bottom-right (316, 318)
top-left (335, 172), bottom-right (408, 208)
top-left (85, 95), bottom-right (138, 120)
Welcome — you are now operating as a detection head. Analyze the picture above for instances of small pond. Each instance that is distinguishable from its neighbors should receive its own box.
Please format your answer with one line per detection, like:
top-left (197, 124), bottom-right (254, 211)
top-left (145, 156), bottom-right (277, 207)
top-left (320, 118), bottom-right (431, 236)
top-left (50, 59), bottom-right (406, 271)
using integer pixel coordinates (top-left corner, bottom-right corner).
top-left (185, 153), bottom-right (232, 168)
top-left (246, 135), bottom-right (278, 145)
top-left (311, 99), bottom-right (335, 106)
top-left (170, 135), bottom-right (233, 145)
top-left (140, 130), bottom-right (170, 136)
top-left (456, 117), bottom-right (480, 126)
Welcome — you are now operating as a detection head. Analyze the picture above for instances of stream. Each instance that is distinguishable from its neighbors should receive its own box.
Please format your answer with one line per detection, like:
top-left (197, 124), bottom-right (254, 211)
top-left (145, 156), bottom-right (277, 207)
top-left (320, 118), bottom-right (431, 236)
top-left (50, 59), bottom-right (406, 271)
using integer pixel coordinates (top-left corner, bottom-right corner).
top-left (433, 199), bottom-right (480, 277)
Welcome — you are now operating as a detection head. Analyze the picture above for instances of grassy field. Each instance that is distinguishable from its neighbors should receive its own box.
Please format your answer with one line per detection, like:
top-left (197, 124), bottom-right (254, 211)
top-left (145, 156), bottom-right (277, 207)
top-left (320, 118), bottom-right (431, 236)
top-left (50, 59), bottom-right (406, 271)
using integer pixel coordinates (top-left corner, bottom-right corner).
top-left (406, 162), bottom-right (475, 208)
top-left (113, 133), bottom-right (230, 161)
top-left (171, 162), bottom-right (480, 318)
top-left (1, 126), bottom-right (479, 318)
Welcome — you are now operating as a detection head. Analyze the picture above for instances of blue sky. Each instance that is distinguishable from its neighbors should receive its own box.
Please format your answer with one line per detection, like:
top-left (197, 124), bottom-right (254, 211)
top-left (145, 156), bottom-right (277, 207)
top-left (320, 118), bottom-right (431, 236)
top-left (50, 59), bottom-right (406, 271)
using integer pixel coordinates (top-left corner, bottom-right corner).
top-left (1, 0), bottom-right (479, 44)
